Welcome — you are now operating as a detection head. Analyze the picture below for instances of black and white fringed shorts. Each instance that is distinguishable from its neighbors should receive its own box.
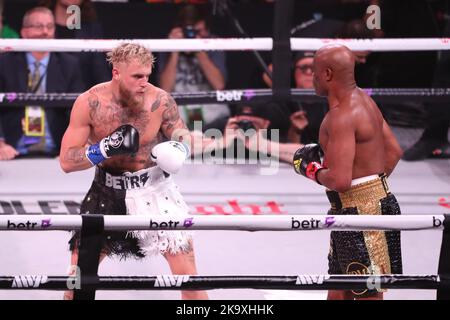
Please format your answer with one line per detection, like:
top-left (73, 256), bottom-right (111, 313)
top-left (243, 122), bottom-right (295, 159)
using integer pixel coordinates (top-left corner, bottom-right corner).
top-left (69, 166), bottom-right (193, 260)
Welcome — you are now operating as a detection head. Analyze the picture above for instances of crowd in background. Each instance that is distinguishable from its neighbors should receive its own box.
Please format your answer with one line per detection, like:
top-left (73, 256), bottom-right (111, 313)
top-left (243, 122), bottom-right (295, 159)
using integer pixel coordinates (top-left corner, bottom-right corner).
top-left (0, 0), bottom-right (449, 161)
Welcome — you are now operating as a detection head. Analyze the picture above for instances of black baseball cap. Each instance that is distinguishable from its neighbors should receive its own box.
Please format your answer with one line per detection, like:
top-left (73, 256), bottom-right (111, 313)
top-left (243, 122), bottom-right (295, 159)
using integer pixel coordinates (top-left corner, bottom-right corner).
top-left (293, 51), bottom-right (315, 64)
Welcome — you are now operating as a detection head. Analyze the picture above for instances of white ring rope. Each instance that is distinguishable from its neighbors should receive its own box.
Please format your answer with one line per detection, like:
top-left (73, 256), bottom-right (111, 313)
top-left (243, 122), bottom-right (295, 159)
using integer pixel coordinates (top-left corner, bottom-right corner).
top-left (1, 38), bottom-right (450, 52)
top-left (0, 214), bottom-right (445, 231)
top-left (0, 38), bottom-right (272, 52)
top-left (291, 37), bottom-right (450, 51)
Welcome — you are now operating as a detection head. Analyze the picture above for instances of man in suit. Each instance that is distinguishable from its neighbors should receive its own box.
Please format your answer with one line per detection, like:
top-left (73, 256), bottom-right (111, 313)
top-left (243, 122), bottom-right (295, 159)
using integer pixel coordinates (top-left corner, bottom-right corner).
top-left (39, 0), bottom-right (111, 88)
top-left (0, 6), bottom-right (85, 160)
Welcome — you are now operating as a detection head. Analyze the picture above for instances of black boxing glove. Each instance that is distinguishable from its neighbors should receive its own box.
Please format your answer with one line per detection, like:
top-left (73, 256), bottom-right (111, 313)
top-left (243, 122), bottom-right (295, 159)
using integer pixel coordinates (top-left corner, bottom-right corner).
top-left (293, 143), bottom-right (325, 184)
top-left (85, 124), bottom-right (139, 165)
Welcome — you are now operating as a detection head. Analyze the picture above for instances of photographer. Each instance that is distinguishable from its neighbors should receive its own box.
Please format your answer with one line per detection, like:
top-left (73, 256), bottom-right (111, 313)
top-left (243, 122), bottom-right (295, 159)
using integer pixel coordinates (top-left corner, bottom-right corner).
top-left (224, 52), bottom-right (329, 164)
top-left (259, 52), bottom-right (327, 145)
top-left (223, 104), bottom-right (302, 164)
top-left (158, 4), bottom-right (229, 130)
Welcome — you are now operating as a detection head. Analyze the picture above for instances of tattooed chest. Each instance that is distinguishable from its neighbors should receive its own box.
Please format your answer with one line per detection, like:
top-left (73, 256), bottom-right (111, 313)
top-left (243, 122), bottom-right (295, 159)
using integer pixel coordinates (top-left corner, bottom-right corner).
top-left (89, 101), bottom-right (153, 137)
top-left (101, 134), bottom-right (164, 171)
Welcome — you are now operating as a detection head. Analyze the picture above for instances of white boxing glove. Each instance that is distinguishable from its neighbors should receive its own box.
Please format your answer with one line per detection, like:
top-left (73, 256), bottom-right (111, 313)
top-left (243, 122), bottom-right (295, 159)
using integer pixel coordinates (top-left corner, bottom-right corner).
top-left (150, 141), bottom-right (190, 174)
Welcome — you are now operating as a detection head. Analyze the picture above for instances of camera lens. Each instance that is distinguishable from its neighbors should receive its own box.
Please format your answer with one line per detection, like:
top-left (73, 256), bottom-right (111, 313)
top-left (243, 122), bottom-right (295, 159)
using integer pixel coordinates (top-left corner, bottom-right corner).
top-left (183, 26), bottom-right (196, 38)
top-left (238, 120), bottom-right (256, 132)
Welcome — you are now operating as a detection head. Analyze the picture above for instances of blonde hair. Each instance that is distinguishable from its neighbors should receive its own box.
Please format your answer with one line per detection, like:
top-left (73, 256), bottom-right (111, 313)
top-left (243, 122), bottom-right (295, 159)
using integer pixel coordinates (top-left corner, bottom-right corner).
top-left (107, 43), bottom-right (155, 67)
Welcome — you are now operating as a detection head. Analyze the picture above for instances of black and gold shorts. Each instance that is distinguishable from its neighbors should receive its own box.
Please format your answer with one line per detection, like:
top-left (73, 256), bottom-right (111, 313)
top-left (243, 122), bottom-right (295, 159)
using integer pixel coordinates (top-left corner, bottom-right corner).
top-left (326, 174), bottom-right (403, 297)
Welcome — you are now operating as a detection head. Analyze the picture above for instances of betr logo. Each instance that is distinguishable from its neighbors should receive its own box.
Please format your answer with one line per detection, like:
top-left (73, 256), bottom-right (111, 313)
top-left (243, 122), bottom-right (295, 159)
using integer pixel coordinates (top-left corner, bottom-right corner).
top-left (183, 218), bottom-right (194, 228)
top-left (366, 5), bottom-right (381, 30)
top-left (7, 220), bottom-right (37, 230)
top-left (66, 5), bottom-right (81, 30)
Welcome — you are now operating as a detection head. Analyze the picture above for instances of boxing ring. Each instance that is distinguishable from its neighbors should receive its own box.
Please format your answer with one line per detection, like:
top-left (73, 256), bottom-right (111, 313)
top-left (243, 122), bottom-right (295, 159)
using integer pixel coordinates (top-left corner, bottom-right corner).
top-left (0, 214), bottom-right (449, 294)
top-left (0, 159), bottom-right (449, 300)
top-left (0, 210), bottom-right (450, 297)
top-left (2, 4), bottom-right (450, 299)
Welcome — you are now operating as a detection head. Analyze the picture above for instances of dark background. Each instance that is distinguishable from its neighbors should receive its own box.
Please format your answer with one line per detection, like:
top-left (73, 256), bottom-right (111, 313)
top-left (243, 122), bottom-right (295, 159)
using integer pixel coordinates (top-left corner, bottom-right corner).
top-left (2, 0), bottom-right (448, 92)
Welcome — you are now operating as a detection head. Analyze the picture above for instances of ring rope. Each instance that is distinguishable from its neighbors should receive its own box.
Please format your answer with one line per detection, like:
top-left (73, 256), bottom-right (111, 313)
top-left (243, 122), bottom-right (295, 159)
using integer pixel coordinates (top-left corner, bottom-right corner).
top-left (2, 88), bottom-right (450, 107)
top-left (0, 214), bottom-right (445, 231)
top-left (1, 274), bottom-right (446, 291)
top-left (1, 38), bottom-right (450, 52)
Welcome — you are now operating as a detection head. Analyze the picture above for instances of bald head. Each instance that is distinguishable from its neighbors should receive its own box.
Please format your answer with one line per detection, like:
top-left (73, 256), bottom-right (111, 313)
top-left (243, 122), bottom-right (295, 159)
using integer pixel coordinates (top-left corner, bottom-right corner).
top-left (312, 44), bottom-right (356, 96)
top-left (315, 44), bottom-right (355, 73)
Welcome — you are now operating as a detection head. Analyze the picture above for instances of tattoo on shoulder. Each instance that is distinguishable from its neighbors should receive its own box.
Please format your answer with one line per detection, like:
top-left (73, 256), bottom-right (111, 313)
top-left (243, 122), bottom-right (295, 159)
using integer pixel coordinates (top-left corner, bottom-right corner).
top-left (161, 94), bottom-right (182, 131)
top-left (165, 94), bottom-right (177, 110)
top-left (88, 93), bottom-right (100, 120)
top-left (151, 92), bottom-right (164, 112)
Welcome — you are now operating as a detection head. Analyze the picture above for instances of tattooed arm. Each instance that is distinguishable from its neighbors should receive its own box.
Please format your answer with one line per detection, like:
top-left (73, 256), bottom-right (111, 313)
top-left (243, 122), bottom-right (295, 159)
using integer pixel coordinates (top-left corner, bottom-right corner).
top-left (59, 93), bottom-right (93, 173)
top-left (157, 91), bottom-right (226, 155)
top-left (156, 94), bottom-right (303, 162)
top-left (158, 92), bottom-right (187, 139)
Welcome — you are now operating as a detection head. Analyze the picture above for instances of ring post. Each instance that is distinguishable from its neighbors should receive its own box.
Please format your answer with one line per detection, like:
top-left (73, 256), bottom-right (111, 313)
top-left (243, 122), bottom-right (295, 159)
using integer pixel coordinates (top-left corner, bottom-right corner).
top-left (73, 214), bottom-right (104, 300)
top-left (437, 214), bottom-right (450, 300)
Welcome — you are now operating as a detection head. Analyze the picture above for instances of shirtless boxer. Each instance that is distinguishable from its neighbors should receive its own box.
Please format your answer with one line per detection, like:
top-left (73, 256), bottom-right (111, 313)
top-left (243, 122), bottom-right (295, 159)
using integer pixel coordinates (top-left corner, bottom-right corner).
top-left (293, 45), bottom-right (404, 300)
top-left (59, 43), bottom-right (212, 300)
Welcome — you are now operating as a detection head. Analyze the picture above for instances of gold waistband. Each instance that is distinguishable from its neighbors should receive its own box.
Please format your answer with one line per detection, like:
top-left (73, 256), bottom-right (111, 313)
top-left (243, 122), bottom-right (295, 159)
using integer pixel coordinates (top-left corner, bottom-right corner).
top-left (327, 175), bottom-right (390, 210)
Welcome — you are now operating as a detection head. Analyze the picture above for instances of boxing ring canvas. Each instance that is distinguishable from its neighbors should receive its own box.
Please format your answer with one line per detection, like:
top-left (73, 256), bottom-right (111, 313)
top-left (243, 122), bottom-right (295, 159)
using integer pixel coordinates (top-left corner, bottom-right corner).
top-left (0, 158), bottom-right (449, 300)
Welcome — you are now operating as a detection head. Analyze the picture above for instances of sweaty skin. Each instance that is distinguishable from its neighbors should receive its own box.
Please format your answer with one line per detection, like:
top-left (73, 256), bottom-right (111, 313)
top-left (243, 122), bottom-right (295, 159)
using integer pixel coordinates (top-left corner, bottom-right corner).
top-left (59, 55), bottom-right (210, 300)
top-left (312, 45), bottom-right (403, 193)
top-left (60, 82), bottom-right (185, 174)
top-left (311, 45), bottom-right (404, 301)
top-left (58, 56), bottom-right (226, 175)
top-left (59, 58), bottom-right (228, 175)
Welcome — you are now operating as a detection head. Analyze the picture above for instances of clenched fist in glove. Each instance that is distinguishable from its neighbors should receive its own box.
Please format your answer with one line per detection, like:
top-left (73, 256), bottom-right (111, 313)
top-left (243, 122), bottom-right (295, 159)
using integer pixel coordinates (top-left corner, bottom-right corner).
top-left (293, 143), bottom-right (325, 184)
top-left (151, 141), bottom-right (190, 174)
top-left (86, 124), bottom-right (139, 165)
